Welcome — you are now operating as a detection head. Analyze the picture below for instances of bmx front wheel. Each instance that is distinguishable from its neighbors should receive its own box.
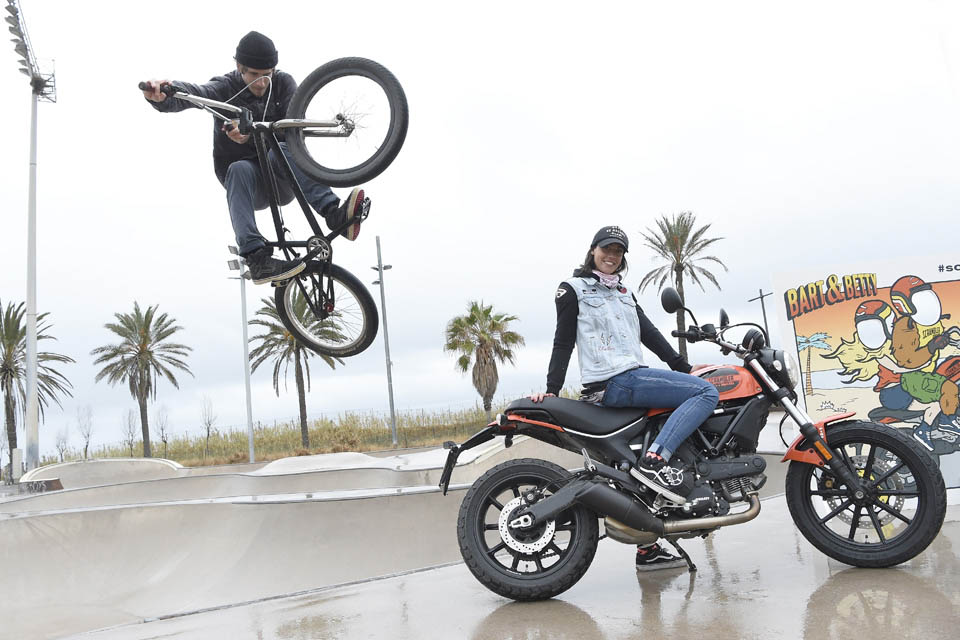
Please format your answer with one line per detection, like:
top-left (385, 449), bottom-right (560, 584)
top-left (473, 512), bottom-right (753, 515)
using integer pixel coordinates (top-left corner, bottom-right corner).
top-left (274, 262), bottom-right (378, 358)
top-left (285, 57), bottom-right (408, 187)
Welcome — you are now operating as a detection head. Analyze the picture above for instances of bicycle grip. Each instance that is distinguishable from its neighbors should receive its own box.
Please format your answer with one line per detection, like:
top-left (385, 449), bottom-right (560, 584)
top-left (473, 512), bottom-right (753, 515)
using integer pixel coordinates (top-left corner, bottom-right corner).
top-left (138, 81), bottom-right (176, 96)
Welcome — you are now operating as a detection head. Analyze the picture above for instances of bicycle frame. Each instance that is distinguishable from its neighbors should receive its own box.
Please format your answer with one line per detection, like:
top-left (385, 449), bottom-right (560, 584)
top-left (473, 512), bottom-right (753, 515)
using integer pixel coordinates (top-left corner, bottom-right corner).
top-left (168, 88), bottom-right (364, 316)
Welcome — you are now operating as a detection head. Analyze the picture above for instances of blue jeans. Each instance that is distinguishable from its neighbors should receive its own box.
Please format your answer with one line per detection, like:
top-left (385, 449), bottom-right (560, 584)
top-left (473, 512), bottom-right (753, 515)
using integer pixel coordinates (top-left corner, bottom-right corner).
top-left (224, 142), bottom-right (339, 255)
top-left (602, 367), bottom-right (719, 461)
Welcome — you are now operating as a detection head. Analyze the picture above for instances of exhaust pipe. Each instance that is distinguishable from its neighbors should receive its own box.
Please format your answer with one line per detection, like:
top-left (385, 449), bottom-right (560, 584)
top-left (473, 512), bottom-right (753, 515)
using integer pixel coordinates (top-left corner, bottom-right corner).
top-left (572, 483), bottom-right (762, 538)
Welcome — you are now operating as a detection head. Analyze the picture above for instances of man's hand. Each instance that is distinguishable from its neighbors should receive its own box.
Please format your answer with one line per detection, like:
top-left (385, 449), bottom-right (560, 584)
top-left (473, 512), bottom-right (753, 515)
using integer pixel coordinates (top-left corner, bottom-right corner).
top-left (141, 79), bottom-right (172, 103)
top-left (529, 392), bottom-right (555, 403)
top-left (222, 119), bottom-right (250, 145)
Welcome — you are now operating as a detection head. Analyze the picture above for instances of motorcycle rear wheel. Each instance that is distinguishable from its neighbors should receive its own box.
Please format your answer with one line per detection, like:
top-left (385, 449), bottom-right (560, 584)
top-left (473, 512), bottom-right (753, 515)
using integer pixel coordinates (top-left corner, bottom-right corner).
top-left (785, 421), bottom-right (946, 567)
top-left (457, 458), bottom-right (599, 601)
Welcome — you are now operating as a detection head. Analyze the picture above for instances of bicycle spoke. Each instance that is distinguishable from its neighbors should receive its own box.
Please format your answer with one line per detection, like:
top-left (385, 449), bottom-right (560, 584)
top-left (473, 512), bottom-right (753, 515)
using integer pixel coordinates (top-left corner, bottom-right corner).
top-left (819, 498), bottom-right (853, 525)
top-left (546, 542), bottom-right (563, 558)
top-left (873, 498), bottom-right (912, 525)
top-left (534, 556), bottom-right (544, 572)
top-left (809, 490), bottom-right (847, 497)
top-left (487, 541), bottom-right (506, 557)
top-left (512, 486), bottom-right (520, 498)
top-left (510, 552), bottom-right (521, 571)
top-left (488, 497), bottom-right (504, 511)
top-left (847, 505), bottom-right (863, 540)
top-left (484, 523), bottom-right (499, 531)
top-left (874, 490), bottom-right (919, 497)
top-left (867, 505), bottom-right (887, 543)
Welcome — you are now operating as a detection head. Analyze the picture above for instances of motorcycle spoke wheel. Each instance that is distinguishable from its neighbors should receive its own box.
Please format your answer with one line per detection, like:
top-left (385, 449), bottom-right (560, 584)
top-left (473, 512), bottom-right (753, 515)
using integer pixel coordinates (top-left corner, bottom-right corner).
top-left (785, 422), bottom-right (946, 567)
top-left (457, 459), bottom-right (599, 600)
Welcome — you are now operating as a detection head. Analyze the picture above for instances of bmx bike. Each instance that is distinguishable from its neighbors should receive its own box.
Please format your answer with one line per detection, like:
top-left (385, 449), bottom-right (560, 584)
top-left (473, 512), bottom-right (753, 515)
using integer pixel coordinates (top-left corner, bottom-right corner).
top-left (140, 58), bottom-right (408, 357)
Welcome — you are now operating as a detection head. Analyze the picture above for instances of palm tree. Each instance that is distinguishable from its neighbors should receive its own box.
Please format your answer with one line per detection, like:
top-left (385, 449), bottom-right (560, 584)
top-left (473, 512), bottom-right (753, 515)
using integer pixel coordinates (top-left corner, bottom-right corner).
top-left (0, 300), bottom-right (74, 470)
top-left (91, 303), bottom-right (192, 457)
top-left (637, 211), bottom-right (728, 359)
top-left (444, 301), bottom-right (525, 421)
top-left (796, 332), bottom-right (832, 395)
top-left (249, 294), bottom-right (344, 448)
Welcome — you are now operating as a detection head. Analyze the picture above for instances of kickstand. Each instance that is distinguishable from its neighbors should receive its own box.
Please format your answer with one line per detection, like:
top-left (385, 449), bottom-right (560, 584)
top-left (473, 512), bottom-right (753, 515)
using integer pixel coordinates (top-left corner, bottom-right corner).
top-left (666, 538), bottom-right (697, 572)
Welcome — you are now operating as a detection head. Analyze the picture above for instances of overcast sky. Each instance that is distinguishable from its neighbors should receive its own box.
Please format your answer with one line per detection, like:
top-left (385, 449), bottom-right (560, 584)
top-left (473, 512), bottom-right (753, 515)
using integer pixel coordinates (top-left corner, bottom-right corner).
top-left (2, 0), bottom-right (960, 457)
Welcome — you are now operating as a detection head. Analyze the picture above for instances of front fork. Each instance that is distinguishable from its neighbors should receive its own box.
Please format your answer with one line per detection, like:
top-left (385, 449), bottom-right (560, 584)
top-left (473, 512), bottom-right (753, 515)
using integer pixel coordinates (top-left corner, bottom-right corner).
top-left (746, 359), bottom-right (862, 492)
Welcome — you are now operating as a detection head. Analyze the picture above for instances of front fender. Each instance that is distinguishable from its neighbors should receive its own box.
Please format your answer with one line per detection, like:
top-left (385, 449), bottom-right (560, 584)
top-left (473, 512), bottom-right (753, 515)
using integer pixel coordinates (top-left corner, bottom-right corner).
top-left (781, 412), bottom-right (856, 467)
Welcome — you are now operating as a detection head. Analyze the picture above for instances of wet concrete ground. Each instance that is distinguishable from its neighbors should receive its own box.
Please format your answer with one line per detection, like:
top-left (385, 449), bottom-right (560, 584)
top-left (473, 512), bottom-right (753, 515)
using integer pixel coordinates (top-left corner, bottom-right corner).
top-left (82, 498), bottom-right (960, 640)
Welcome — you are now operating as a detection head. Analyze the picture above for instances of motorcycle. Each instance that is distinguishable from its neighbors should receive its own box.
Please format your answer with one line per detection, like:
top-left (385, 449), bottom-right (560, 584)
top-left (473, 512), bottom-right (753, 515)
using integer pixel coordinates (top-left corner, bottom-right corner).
top-left (439, 288), bottom-right (947, 601)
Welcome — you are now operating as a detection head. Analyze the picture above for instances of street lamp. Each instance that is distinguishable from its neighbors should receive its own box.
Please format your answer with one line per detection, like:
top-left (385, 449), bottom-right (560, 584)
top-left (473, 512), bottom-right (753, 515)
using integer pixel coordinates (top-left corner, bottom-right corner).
top-left (228, 246), bottom-right (256, 463)
top-left (371, 236), bottom-right (398, 447)
top-left (7, 0), bottom-right (56, 470)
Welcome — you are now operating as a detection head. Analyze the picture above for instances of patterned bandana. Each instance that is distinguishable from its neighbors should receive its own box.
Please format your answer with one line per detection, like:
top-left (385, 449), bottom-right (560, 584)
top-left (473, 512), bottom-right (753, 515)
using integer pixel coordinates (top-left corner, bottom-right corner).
top-left (593, 270), bottom-right (621, 289)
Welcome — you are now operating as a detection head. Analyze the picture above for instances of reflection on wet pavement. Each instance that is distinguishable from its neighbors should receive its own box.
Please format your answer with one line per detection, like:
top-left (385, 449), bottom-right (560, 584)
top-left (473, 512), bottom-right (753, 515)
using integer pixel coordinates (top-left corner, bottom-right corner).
top-left (86, 498), bottom-right (960, 640)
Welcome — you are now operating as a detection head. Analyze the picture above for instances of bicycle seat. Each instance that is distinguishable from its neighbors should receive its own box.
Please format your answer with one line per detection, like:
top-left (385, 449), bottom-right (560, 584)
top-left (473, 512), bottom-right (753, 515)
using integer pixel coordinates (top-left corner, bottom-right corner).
top-left (505, 397), bottom-right (647, 436)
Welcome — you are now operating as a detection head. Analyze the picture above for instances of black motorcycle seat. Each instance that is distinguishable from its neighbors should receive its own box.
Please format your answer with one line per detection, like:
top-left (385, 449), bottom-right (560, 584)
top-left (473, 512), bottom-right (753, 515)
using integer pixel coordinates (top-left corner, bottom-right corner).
top-left (505, 397), bottom-right (647, 436)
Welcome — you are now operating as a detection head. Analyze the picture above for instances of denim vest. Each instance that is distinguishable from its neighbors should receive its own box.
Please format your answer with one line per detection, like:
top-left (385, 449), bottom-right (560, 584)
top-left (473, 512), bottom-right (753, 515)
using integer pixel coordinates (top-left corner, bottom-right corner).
top-left (565, 276), bottom-right (646, 384)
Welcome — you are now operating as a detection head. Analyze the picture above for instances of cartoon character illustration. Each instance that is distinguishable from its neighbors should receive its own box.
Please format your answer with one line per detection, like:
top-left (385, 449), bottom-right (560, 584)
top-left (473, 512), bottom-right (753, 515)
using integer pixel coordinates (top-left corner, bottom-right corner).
top-left (823, 287), bottom-right (960, 454)
top-left (887, 275), bottom-right (960, 450)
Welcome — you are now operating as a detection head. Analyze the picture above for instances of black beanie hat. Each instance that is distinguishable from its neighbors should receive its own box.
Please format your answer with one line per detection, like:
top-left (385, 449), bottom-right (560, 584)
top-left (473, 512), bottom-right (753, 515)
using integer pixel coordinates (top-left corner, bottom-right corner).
top-left (235, 31), bottom-right (278, 69)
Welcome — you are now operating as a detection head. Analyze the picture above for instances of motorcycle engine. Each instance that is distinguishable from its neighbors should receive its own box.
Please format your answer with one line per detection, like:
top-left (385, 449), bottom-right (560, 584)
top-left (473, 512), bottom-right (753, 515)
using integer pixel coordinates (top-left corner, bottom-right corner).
top-left (678, 484), bottom-right (729, 518)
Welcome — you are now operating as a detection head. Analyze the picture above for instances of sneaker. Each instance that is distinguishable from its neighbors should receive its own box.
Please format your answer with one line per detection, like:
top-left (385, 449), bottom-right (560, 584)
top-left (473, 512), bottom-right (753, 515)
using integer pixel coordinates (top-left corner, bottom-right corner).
top-left (630, 453), bottom-right (691, 503)
top-left (323, 188), bottom-right (368, 241)
top-left (636, 543), bottom-right (686, 571)
top-left (244, 247), bottom-right (305, 285)
top-left (912, 424), bottom-right (935, 452)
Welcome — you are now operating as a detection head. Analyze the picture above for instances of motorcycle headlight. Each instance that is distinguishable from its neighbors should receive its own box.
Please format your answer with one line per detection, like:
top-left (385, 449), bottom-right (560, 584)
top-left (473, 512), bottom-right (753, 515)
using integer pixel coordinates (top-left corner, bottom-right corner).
top-left (783, 352), bottom-right (800, 389)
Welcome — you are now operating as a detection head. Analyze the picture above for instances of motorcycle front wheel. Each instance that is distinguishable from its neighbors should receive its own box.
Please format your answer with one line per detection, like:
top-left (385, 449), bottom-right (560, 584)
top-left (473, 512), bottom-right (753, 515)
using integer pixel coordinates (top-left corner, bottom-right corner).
top-left (785, 421), bottom-right (946, 567)
top-left (285, 57), bottom-right (408, 187)
top-left (273, 262), bottom-right (378, 358)
top-left (457, 458), bottom-right (599, 601)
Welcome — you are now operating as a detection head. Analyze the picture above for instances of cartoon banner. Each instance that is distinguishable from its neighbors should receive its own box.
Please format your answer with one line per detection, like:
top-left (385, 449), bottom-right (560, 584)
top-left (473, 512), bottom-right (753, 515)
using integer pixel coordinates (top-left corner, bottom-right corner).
top-left (776, 265), bottom-right (960, 488)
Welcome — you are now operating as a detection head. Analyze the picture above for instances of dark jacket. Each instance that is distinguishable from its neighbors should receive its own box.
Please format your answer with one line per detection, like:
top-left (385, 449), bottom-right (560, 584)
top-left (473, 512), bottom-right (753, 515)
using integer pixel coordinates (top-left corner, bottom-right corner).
top-left (149, 69), bottom-right (298, 185)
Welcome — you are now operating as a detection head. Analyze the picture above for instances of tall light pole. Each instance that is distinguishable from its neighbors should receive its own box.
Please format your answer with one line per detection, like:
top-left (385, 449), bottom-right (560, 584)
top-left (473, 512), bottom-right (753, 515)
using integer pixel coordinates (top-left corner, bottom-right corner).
top-left (7, 0), bottom-right (56, 470)
top-left (228, 247), bottom-right (256, 463)
top-left (371, 236), bottom-right (398, 447)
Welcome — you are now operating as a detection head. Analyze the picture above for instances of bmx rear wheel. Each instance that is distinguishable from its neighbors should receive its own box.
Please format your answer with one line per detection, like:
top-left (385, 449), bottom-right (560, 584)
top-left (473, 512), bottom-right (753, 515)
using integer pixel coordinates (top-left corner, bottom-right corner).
top-left (285, 57), bottom-right (408, 187)
top-left (274, 262), bottom-right (378, 358)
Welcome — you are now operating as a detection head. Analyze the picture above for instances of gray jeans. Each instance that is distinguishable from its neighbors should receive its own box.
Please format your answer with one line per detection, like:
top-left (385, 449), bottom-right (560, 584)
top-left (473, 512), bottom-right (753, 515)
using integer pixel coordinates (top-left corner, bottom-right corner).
top-left (224, 142), bottom-right (339, 255)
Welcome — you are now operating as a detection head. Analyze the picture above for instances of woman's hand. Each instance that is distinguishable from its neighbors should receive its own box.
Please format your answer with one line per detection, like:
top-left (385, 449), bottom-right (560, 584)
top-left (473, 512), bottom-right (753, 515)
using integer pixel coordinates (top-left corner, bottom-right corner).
top-left (529, 392), bottom-right (556, 403)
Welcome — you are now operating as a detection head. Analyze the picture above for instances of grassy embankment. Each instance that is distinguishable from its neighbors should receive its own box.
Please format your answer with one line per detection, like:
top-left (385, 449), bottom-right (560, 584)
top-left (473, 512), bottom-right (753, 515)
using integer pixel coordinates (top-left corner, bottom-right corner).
top-left (45, 405), bottom-right (501, 467)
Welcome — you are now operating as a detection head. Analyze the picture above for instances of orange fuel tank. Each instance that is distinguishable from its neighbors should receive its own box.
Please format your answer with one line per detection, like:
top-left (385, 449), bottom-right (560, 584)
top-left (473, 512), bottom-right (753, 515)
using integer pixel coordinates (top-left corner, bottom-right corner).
top-left (694, 365), bottom-right (763, 401)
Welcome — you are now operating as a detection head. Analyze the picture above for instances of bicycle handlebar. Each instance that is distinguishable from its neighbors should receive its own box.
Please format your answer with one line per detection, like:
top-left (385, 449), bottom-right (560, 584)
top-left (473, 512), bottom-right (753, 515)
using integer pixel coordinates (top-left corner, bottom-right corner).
top-left (138, 81), bottom-right (178, 97)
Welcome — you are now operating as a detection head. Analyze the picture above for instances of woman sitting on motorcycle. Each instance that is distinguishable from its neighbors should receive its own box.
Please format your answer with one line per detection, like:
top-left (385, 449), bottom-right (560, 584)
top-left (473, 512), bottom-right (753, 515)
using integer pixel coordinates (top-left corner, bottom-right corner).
top-left (530, 225), bottom-right (719, 566)
top-left (532, 225), bottom-right (720, 480)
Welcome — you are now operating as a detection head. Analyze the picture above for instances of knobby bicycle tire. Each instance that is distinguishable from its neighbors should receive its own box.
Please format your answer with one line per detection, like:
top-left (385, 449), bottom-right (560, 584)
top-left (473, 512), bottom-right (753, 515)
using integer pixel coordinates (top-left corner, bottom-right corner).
top-left (274, 262), bottom-right (379, 358)
top-left (286, 57), bottom-right (408, 187)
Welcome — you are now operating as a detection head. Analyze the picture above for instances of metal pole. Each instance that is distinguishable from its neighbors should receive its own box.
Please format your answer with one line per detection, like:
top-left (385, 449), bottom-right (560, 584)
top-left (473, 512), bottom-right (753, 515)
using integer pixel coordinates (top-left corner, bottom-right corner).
top-left (375, 236), bottom-right (398, 447)
top-left (748, 289), bottom-right (772, 342)
top-left (240, 271), bottom-right (255, 462)
top-left (24, 90), bottom-right (38, 470)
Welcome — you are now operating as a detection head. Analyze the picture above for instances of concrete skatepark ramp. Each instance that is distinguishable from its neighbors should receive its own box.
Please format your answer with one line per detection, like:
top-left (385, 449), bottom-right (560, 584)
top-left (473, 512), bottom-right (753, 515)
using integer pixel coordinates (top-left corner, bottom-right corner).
top-left (1, 437), bottom-right (955, 639)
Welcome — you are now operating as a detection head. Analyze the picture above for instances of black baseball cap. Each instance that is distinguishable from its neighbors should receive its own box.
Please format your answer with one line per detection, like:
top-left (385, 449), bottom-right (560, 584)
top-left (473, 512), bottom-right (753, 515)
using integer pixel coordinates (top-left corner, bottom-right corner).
top-left (592, 225), bottom-right (628, 252)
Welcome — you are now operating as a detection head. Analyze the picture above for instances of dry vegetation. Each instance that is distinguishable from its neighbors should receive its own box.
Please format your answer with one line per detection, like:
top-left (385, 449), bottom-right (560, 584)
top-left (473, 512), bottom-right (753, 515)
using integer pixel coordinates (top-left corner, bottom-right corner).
top-left (42, 405), bottom-right (500, 467)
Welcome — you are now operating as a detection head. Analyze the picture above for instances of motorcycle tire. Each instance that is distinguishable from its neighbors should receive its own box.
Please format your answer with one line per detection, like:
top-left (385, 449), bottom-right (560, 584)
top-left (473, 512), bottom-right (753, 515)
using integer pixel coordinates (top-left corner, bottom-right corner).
top-left (785, 421), bottom-right (946, 568)
top-left (457, 458), bottom-right (599, 601)
top-left (274, 261), bottom-right (378, 358)
top-left (285, 57), bottom-right (408, 187)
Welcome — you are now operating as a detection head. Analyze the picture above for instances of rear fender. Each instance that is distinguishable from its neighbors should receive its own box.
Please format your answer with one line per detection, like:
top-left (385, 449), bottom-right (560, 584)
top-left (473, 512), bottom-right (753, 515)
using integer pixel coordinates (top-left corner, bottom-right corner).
top-left (781, 412), bottom-right (856, 467)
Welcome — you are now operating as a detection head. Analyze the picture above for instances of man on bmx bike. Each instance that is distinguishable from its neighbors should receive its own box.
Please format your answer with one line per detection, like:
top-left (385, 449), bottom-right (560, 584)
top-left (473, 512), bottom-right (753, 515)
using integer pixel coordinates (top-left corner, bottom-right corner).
top-left (141, 30), bottom-right (369, 285)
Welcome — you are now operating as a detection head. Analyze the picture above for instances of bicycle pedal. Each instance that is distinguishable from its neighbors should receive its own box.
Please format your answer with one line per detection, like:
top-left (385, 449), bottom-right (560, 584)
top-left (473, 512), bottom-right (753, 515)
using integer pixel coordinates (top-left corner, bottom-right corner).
top-left (360, 197), bottom-right (371, 219)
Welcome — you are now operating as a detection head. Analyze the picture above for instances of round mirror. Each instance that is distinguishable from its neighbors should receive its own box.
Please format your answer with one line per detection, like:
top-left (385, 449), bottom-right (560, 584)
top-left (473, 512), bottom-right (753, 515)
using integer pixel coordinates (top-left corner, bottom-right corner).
top-left (661, 287), bottom-right (683, 314)
top-left (719, 309), bottom-right (730, 329)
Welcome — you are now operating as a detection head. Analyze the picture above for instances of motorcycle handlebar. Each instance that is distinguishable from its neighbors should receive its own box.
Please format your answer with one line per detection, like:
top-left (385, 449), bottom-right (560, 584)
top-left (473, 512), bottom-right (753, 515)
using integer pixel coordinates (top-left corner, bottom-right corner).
top-left (671, 329), bottom-right (700, 342)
